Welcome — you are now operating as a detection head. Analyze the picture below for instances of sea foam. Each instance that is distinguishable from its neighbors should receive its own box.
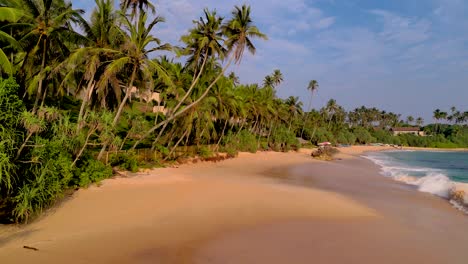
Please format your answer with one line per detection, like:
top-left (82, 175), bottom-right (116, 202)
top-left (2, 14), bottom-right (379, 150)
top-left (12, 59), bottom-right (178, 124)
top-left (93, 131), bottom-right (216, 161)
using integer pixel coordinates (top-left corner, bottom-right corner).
top-left (364, 152), bottom-right (468, 214)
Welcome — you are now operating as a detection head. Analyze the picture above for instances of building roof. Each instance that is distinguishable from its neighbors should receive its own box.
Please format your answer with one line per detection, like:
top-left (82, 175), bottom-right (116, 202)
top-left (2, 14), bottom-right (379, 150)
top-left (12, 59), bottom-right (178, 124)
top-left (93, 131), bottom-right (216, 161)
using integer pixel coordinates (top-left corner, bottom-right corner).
top-left (391, 127), bottom-right (420, 132)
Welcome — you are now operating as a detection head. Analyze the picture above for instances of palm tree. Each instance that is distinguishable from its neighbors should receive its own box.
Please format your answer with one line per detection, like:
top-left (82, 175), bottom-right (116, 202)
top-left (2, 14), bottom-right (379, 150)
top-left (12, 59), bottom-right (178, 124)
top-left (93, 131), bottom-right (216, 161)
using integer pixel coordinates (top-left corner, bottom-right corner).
top-left (416, 117), bottom-right (424, 127)
top-left (271, 69), bottom-right (283, 87)
top-left (284, 96), bottom-right (303, 131)
top-left (433, 109), bottom-right (447, 134)
top-left (96, 11), bottom-right (172, 158)
top-left (263, 75), bottom-right (274, 88)
top-left (12, 0), bottom-right (86, 112)
top-left (300, 79), bottom-right (318, 138)
top-left (132, 5), bottom-right (267, 149)
top-left (406, 115), bottom-right (414, 125)
top-left (223, 5), bottom-right (267, 64)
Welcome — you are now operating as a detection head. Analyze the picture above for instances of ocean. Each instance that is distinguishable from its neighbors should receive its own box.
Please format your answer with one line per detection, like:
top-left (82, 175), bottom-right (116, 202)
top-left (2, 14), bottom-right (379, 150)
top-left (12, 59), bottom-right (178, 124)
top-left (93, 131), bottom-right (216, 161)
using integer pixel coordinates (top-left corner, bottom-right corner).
top-left (365, 150), bottom-right (468, 199)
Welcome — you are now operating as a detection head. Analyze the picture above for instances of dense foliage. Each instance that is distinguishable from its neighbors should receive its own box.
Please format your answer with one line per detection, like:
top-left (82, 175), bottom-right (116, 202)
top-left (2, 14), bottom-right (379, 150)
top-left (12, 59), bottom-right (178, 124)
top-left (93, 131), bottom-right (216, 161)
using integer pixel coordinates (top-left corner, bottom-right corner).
top-left (0, 0), bottom-right (467, 223)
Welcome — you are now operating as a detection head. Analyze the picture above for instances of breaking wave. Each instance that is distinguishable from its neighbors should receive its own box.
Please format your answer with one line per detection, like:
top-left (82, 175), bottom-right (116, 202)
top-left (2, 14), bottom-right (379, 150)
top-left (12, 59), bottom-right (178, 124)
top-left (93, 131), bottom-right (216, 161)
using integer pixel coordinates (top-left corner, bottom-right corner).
top-left (364, 152), bottom-right (468, 214)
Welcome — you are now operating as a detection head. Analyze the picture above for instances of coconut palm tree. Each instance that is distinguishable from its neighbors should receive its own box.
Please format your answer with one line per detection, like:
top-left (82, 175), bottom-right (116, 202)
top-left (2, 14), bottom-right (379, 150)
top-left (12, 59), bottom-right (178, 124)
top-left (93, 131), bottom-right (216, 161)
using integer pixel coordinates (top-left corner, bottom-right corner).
top-left (300, 79), bottom-right (318, 138)
top-left (12, 0), bottom-right (86, 112)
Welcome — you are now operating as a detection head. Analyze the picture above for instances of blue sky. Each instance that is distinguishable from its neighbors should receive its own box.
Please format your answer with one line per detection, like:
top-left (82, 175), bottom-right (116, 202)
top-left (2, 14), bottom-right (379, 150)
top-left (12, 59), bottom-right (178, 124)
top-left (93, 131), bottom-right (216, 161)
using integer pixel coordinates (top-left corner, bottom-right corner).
top-left (75, 0), bottom-right (468, 123)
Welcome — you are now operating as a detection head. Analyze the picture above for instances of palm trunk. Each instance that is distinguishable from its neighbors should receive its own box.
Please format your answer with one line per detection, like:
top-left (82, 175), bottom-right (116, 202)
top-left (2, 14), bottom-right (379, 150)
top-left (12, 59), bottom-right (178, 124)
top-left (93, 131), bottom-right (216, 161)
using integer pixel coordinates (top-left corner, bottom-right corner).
top-left (77, 81), bottom-right (94, 132)
top-left (215, 119), bottom-right (229, 151)
top-left (15, 132), bottom-right (33, 160)
top-left (72, 128), bottom-right (95, 167)
top-left (131, 54), bottom-right (235, 150)
top-left (164, 130), bottom-right (189, 161)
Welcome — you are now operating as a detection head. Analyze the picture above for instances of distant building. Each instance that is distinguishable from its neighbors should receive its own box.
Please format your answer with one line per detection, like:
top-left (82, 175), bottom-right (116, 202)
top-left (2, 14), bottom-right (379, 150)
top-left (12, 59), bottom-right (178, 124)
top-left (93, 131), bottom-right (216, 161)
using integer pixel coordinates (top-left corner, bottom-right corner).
top-left (130, 86), bottom-right (166, 114)
top-left (391, 127), bottom-right (425, 136)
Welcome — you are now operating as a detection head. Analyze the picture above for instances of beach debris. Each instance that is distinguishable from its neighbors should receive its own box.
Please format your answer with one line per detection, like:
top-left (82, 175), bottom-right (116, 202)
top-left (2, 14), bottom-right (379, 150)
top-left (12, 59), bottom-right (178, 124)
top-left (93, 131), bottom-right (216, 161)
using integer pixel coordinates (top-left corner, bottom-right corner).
top-left (23, 245), bottom-right (39, 251)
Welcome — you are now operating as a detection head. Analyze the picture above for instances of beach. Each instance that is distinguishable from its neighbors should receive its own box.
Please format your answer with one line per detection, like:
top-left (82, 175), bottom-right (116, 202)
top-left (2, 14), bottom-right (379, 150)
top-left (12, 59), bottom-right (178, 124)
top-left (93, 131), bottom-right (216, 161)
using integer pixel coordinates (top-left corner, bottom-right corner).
top-left (1, 146), bottom-right (468, 263)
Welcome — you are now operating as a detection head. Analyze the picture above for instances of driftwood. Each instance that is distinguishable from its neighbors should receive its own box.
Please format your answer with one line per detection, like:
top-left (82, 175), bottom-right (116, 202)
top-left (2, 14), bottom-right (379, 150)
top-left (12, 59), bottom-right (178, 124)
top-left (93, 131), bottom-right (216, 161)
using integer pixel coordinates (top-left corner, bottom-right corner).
top-left (23, 245), bottom-right (39, 251)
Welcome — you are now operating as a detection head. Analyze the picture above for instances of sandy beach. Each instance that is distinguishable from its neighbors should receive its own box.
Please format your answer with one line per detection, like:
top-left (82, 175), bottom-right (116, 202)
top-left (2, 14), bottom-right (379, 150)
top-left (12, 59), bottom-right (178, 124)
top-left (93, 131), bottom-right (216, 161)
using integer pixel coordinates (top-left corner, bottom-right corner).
top-left (1, 146), bottom-right (468, 263)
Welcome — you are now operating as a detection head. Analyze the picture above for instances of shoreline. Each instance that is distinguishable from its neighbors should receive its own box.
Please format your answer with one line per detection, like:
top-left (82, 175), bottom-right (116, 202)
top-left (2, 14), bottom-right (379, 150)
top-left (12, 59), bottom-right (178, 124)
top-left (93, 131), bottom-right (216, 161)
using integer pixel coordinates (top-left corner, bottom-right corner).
top-left (1, 147), bottom-right (468, 263)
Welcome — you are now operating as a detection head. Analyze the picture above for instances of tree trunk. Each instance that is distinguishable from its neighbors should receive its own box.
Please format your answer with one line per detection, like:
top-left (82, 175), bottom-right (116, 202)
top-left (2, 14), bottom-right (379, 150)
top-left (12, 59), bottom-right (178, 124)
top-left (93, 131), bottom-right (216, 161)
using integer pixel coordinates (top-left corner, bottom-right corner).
top-left (72, 128), bottom-right (95, 167)
top-left (215, 119), bottom-right (229, 151)
top-left (15, 132), bottom-right (33, 160)
top-left (77, 81), bottom-right (94, 132)
top-left (164, 130), bottom-right (189, 161)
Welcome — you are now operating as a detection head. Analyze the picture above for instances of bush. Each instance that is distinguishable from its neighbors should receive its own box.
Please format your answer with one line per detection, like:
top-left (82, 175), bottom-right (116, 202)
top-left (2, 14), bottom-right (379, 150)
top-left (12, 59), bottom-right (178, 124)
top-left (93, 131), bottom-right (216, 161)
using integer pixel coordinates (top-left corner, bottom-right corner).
top-left (197, 146), bottom-right (213, 159)
top-left (222, 130), bottom-right (258, 153)
top-left (352, 127), bottom-right (375, 144)
top-left (311, 127), bottom-right (334, 145)
top-left (109, 151), bottom-right (139, 172)
top-left (270, 126), bottom-right (299, 151)
top-left (73, 159), bottom-right (113, 188)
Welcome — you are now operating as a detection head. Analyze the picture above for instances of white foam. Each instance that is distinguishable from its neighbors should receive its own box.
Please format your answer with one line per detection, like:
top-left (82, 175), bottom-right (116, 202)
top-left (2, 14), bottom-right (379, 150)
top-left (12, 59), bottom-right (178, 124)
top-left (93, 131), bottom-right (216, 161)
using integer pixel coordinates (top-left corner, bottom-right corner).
top-left (413, 173), bottom-right (454, 198)
top-left (363, 152), bottom-right (468, 213)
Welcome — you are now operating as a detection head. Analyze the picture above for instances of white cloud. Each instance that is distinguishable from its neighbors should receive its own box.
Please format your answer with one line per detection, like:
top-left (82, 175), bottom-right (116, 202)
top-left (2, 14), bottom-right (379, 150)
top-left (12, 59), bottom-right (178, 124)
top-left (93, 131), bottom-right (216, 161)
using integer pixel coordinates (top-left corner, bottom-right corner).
top-left (370, 10), bottom-right (431, 45)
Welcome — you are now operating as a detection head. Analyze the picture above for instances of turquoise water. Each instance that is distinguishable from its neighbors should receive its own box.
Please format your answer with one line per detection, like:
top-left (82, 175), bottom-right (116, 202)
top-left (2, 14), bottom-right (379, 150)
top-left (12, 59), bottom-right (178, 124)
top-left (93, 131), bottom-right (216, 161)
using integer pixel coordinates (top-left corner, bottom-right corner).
top-left (365, 150), bottom-right (468, 198)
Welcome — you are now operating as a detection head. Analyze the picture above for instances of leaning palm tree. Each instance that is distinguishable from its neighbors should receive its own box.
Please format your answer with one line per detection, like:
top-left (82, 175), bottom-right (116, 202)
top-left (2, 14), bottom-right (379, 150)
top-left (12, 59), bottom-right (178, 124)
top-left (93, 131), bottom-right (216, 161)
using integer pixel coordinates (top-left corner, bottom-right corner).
top-left (132, 4), bottom-right (267, 149)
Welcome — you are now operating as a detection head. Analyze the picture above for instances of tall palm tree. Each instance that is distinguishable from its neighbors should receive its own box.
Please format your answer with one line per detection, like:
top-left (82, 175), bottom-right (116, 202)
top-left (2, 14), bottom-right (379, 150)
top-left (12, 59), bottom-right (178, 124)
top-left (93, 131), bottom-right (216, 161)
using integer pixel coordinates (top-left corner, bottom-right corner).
top-left (12, 0), bottom-right (86, 112)
top-left (132, 4), bottom-right (267, 149)
top-left (300, 79), bottom-right (318, 138)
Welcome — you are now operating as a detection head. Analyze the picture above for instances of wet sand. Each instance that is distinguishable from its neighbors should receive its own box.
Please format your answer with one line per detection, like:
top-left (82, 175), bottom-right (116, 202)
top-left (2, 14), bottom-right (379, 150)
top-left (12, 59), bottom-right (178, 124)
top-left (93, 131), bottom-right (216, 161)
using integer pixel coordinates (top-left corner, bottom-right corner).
top-left (1, 147), bottom-right (468, 263)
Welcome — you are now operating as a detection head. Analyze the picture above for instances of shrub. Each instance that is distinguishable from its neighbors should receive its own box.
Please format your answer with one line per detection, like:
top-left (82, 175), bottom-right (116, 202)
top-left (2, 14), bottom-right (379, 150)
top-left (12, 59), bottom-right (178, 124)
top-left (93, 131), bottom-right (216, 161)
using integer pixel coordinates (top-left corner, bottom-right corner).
top-left (197, 146), bottom-right (213, 159)
top-left (352, 127), bottom-right (375, 144)
top-left (73, 159), bottom-right (113, 188)
top-left (109, 151), bottom-right (139, 172)
top-left (223, 130), bottom-right (258, 153)
top-left (270, 126), bottom-right (299, 152)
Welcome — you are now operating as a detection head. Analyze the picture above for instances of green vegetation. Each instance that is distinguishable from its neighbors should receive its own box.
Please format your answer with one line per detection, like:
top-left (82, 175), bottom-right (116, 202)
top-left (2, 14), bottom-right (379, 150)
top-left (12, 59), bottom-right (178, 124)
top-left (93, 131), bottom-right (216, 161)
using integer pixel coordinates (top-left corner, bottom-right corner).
top-left (0, 0), bottom-right (467, 223)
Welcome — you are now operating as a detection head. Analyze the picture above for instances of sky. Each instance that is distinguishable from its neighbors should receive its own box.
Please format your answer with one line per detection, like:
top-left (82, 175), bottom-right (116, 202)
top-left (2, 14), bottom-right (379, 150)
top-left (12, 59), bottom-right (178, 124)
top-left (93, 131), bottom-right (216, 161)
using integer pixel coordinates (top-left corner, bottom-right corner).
top-left (74, 0), bottom-right (468, 124)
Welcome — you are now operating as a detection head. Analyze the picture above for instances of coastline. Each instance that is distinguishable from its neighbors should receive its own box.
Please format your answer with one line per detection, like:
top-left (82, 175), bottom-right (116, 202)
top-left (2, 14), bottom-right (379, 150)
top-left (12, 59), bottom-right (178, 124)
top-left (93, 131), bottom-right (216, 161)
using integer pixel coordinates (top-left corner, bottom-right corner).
top-left (1, 147), bottom-right (467, 263)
